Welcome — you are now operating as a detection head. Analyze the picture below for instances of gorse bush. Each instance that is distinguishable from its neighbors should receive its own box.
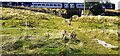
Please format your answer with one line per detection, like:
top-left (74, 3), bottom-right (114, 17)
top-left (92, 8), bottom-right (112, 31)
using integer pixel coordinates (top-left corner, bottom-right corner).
top-left (1, 8), bottom-right (64, 28)
top-left (78, 16), bottom-right (118, 24)
top-left (12, 40), bottom-right (24, 50)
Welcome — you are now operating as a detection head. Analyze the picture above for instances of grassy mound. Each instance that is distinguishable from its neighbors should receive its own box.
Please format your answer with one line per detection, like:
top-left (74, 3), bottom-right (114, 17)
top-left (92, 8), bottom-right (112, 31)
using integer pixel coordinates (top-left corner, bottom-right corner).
top-left (1, 7), bottom-right (119, 54)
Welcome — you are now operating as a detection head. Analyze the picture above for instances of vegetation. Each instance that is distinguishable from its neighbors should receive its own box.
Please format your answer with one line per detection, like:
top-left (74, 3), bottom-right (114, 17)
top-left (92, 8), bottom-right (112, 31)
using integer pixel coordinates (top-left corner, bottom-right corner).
top-left (1, 7), bottom-right (119, 54)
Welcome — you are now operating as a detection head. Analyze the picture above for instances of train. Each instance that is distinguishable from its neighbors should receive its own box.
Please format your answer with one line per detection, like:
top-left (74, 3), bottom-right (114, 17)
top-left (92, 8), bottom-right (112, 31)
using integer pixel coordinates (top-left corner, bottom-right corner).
top-left (1, 2), bottom-right (115, 9)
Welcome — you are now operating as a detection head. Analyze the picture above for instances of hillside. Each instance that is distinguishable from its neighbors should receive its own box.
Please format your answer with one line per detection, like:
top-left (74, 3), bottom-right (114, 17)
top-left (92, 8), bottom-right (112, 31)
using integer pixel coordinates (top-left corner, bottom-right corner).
top-left (0, 7), bottom-right (119, 54)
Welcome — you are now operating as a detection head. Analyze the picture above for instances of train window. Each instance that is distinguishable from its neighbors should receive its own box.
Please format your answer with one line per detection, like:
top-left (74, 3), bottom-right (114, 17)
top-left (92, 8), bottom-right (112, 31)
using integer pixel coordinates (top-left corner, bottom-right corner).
top-left (38, 4), bottom-right (41, 6)
top-left (58, 4), bottom-right (61, 6)
top-left (34, 4), bottom-right (37, 6)
top-left (46, 4), bottom-right (49, 6)
top-left (50, 4), bottom-right (53, 6)
top-left (54, 4), bottom-right (57, 6)
top-left (77, 5), bottom-right (81, 6)
top-left (42, 4), bottom-right (45, 6)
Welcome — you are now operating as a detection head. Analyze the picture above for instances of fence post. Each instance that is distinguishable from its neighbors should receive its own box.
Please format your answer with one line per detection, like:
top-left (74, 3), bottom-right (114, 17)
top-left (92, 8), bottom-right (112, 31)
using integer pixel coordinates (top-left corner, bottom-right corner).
top-left (26, 18), bottom-right (28, 36)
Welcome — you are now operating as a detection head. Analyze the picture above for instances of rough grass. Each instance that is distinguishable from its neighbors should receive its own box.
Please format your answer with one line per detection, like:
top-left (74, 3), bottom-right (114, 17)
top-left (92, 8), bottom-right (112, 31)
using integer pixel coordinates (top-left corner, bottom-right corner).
top-left (1, 7), bottom-right (119, 54)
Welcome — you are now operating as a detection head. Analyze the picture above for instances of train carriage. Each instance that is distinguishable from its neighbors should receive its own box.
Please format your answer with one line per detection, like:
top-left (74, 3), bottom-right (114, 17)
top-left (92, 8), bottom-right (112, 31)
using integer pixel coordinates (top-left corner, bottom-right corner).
top-left (31, 2), bottom-right (63, 8)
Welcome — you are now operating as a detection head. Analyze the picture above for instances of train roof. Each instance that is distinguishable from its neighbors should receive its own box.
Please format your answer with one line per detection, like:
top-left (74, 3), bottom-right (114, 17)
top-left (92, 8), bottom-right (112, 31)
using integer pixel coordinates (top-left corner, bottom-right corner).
top-left (0, 0), bottom-right (84, 3)
top-left (0, 1), bottom-right (84, 4)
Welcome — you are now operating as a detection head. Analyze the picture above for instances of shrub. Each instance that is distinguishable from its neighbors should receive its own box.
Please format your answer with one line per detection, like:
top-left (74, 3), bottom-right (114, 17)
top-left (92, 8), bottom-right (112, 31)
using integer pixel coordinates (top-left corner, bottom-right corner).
top-left (12, 40), bottom-right (24, 50)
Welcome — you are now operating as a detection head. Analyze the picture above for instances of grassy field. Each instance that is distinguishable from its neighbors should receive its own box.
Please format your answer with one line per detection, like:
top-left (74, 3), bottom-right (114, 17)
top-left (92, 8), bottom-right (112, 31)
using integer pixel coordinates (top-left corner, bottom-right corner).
top-left (0, 7), bottom-right (119, 54)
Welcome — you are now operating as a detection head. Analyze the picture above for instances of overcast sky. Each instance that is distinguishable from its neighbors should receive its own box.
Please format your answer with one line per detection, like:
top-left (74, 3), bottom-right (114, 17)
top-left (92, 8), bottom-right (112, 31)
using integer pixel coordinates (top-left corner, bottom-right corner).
top-left (0, 0), bottom-right (119, 9)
